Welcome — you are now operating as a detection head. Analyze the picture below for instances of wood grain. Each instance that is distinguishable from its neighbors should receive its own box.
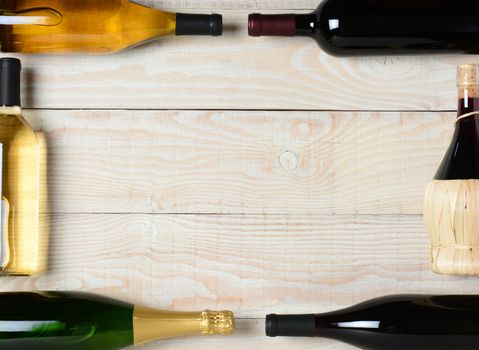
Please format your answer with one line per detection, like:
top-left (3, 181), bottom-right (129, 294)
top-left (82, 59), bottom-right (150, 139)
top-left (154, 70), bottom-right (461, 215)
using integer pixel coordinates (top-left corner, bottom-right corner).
top-left (25, 109), bottom-right (453, 215)
top-left (139, 0), bottom-right (319, 11)
top-left (13, 9), bottom-right (472, 111)
top-left (3, 213), bottom-right (468, 312)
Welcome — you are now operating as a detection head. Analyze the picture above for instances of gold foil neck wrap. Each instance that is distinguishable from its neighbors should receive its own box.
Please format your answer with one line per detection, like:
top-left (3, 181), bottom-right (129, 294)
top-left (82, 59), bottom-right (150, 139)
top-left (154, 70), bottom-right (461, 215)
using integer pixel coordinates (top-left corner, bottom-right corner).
top-left (458, 64), bottom-right (479, 98)
top-left (133, 306), bottom-right (235, 345)
top-left (201, 310), bottom-right (235, 335)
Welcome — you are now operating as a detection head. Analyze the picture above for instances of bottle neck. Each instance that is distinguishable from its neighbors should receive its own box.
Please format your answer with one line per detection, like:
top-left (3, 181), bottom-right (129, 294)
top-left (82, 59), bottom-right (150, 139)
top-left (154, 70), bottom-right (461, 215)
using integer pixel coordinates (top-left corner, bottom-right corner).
top-left (266, 311), bottom-right (380, 338)
top-left (266, 314), bottom-right (316, 337)
top-left (248, 13), bottom-right (318, 37)
top-left (0, 106), bottom-right (21, 116)
top-left (457, 86), bottom-right (479, 117)
top-left (132, 306), bottom-right (234, 345)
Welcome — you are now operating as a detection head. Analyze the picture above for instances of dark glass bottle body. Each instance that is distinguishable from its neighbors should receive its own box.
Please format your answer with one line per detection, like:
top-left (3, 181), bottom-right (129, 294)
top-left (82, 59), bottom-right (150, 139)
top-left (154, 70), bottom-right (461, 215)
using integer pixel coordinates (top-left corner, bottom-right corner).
top-left (435, 97), bottom-right (479, 180)
top-left (249, 0), bottom-right (479, 57)
top-left (267, 295), bottom-right (479, 350)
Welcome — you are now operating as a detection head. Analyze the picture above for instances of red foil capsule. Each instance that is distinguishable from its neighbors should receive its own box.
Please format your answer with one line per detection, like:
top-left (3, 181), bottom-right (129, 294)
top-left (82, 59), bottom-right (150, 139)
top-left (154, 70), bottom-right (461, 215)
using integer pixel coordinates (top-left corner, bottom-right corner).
top-left (248, 13), bottom-right (296, 37)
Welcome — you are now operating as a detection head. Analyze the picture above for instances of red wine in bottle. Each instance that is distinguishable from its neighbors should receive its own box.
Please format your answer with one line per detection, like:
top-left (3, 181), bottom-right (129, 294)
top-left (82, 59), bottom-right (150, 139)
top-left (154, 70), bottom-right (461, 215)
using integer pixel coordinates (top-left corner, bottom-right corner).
top-left (248, 0), bottom-right (479, 56)
top-left (266, 295), bottom-right (479, 350)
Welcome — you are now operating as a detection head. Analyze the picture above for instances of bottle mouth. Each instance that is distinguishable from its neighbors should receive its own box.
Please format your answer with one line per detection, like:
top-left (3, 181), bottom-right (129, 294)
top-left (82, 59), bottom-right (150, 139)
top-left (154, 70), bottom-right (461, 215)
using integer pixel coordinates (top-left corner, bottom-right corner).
top-left (265, 314), bottom-right (278, 337)
top-left (265, 313), bottom-right (315, 337)
top-left (458, 64), bottom-right (479, 87)
top-left (248, 14), bottom-right (261, 36)
top-left (176, 13), bottom-right (222, 36)
top-left (248, 13), bottom-right (296, 37)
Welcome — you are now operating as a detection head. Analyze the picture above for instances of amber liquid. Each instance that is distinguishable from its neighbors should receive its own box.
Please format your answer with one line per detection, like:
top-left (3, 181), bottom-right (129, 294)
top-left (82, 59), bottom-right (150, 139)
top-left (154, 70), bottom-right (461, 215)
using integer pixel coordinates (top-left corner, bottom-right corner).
top-left (0, 0), bottom-right (176, 54)
top-left (0, 107), bottom-right (43, 275)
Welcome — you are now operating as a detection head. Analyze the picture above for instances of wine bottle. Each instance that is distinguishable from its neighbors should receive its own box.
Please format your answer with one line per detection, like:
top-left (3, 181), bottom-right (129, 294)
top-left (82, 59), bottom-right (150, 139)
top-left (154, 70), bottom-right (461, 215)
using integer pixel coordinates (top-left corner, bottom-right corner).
top-left (0, 0), bottom-right (222, 54)
top-left (0, 291), bottom-right (235, 350)
top-left (424, 64), bottom-right (479, 275)
top-left (248, 0), bottom-right (479, 57)
top-left (0, 58), bottom-right (44, 276)
top-left (266, 295), bottom-right (479, 350)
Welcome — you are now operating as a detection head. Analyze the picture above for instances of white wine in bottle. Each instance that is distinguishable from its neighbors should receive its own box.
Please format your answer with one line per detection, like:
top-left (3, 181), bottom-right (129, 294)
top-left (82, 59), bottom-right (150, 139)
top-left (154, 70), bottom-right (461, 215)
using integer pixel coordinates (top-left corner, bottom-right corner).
top-left (0, 0), bottom-right (222, 54)
top-left (0, 57), bottom-right (42, 275)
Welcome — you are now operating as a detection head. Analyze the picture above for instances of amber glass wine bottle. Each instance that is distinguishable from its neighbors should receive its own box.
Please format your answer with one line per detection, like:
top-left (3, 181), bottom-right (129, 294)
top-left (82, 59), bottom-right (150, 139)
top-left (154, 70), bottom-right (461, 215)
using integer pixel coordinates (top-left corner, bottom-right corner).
top-left (424, 64), bottom-right (479, 275)
top-left (248, 0), bottom-right (479, 56)
top-left (0, 57), bottom-right (44, 276)
top-left (0, 0), bottom-right (222, 54)
top-left (267, 295), bottom-right (479, 350)
top-left (0, 291), bottom-right (235, 349)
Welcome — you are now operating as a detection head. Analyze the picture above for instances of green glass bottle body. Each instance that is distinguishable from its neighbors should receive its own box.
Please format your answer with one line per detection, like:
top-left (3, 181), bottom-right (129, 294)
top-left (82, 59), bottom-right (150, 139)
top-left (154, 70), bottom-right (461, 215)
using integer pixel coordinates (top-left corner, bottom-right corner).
top-left (0, 292), bottom-right (133, 350)
top-left (0, 291), bottom-right (234, 350)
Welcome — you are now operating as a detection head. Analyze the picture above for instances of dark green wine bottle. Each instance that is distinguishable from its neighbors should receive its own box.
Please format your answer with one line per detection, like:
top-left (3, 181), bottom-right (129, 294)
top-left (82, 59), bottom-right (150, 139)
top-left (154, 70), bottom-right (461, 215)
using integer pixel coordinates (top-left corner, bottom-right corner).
top-left (0, 292), bottom-right (234, 350)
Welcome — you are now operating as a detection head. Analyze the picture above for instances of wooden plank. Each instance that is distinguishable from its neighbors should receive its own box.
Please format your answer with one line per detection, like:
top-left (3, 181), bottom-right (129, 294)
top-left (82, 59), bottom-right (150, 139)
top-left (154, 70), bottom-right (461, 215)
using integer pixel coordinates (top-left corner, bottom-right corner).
top-left (139, 0), bottom-right (318, 11)
top-left (27, 109), bottom-right (453, 215)
top-left (13, 11), bottom-right (464, 111)
top-left (2, 213), bottom-right (467, 314)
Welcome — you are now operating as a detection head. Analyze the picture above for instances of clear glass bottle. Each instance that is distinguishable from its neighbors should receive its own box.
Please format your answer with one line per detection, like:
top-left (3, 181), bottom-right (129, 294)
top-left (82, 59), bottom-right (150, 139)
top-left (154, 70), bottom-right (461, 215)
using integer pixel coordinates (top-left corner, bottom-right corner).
top-left (0, 57), bottom-right (42, 275)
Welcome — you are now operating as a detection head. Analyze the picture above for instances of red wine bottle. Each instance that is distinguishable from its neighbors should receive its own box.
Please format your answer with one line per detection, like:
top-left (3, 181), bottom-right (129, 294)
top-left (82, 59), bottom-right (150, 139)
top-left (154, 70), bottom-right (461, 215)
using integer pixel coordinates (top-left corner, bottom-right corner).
top-left (266, 295), bottom-right (479, 350)
top-left (248, 0), bottom-right (479, 56)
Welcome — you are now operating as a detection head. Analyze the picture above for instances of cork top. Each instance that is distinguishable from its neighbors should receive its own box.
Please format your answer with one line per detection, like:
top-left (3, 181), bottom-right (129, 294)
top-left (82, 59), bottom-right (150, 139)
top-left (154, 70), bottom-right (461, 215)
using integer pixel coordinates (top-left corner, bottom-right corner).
top-left (458, 64), bottom-right (479, 98)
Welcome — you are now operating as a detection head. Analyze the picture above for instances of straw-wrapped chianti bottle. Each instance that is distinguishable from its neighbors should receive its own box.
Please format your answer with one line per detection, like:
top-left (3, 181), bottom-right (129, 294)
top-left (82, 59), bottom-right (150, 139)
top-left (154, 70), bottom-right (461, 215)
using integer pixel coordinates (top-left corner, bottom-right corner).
top-left (425, 64), bottom-right (479, 275)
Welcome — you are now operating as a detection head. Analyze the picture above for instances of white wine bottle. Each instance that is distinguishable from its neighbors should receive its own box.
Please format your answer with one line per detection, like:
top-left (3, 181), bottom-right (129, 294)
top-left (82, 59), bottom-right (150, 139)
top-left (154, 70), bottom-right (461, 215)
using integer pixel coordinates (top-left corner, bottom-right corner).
top-left (0, 57), bottom-right (42, 275)
top-left (0, 291), bottom-right (235, 349)
top-left (0, 0), bottom-right (222, 54)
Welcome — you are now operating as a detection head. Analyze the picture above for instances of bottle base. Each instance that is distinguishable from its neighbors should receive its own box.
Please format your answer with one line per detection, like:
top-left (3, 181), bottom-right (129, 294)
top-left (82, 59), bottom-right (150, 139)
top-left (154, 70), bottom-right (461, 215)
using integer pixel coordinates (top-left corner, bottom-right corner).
top-left (431, 246), bottom-right (479, 275)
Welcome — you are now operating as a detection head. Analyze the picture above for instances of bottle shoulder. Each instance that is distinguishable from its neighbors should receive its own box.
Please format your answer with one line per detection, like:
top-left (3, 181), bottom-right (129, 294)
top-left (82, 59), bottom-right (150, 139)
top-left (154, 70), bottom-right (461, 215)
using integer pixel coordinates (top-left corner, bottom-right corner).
top-left (435, 118), bottom-right (479, 180)
top-left (0, 111), bottom-right (38, 144)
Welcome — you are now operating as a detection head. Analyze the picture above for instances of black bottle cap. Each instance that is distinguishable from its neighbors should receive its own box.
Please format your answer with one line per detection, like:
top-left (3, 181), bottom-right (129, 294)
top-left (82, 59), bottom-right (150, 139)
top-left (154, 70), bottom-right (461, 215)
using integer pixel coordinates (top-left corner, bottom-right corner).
top-left (0, 57), bottom-right (21, 107)
top-left (266, 314), bottom-right (316, 337)
top-left (176, 13), bottom-right (223, 36)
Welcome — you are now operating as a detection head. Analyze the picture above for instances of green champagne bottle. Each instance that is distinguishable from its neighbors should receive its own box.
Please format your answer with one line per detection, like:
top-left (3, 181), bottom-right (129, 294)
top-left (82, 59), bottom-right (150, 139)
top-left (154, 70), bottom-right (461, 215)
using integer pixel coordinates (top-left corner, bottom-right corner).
top-left (0, 292), bottom-right (235, 349)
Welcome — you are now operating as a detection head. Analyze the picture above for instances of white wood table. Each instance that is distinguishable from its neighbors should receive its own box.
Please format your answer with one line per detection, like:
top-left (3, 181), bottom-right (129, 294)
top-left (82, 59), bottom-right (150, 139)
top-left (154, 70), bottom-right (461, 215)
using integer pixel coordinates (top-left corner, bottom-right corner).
top-left (4, 1), bottom-right (477, 349)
